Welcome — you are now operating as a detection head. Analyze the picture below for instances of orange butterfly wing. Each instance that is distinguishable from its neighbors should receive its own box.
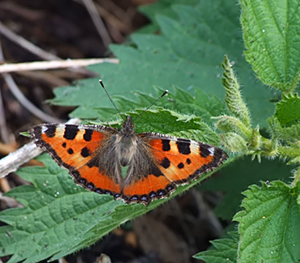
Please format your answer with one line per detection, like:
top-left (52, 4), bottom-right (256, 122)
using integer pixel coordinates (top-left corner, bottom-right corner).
top-left (121, 134), bottom-right (228, 205)
top-left (148, 137), bottom-right (227, 183)
top-left (122, 172), bottom-right (176, 205)
top-left (31, 125), bottom-right (228, 206)
top-left (30, 124), bottom-right (122, 198)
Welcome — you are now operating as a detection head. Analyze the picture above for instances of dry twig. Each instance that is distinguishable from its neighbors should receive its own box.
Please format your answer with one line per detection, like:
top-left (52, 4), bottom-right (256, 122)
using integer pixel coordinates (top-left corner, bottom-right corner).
top-left (0, 20), bottom-right (60, 61)
top-left (0, 58), bottom-right (118, 73)
top-left (80, 0), bottom-right (112, 48)
top-left (3, 73), bottom-right (62, 123)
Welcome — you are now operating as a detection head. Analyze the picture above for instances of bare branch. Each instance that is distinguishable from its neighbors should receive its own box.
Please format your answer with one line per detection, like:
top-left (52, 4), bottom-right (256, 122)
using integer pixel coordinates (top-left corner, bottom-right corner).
top-left (0, 58), bottom-right (118, 73)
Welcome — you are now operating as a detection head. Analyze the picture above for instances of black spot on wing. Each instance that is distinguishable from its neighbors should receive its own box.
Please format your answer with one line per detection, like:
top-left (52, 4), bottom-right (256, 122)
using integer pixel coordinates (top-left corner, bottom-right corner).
top-left (151, 164), bottom-right (163, 177)
top-left (178, 162), bottom-right (184, 169)
top-left (81, 147), bottom-right (90, 158)
top-left (87, 158), bottom-right (99, 168)
top-left (176, 141), bottom-right (191, 155)
top-left (64, 125), bottom-right (79, 140)
top-left (200, 144), bottom-right (211, 158)
top-left (186, 158), bottom-right (191, 164)
top-left (62, 142), bottom-right (67, 148)
top-left (212, 147), bottom-right (228, 163)
top-left (84, 129), bottom-right (93, 141)
top-left (162, 140), bottom-right (171, 151)
top-left (67, 148), bottom-right (74, 154)
top-left (177, 138), bottom-right (190, 143)
top-left (45, 125), bottom-right (56, 138)
top-left (160, 157), bottom-right (170, 169)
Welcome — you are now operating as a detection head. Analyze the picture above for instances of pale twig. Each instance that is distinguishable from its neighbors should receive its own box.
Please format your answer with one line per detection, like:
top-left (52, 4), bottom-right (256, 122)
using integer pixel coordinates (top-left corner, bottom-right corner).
top-left (0, 42), bottom-right (61, 124)
top-left (94, 2), bottom-right (129, 33)
top-left (81, 0), bottom-right (112, 48)
top-left (93, 3), bottom-right (126, 42)
top-left (0, 2), bottom-right (41, 21)
top-left (0, 118), bottom-right (81, 177)
top-left (0, 20), bottom-right (60, 61)
top-left (0, 58), bottom-right (118, 74)
top-left (0, 141), bottom-right (43, 178)
top-left (99, 0), bottom-right (130, 24)
top-left (0, 21), bottom-right (93, 75)
top-left (2, 73), bottom-right (62, 123)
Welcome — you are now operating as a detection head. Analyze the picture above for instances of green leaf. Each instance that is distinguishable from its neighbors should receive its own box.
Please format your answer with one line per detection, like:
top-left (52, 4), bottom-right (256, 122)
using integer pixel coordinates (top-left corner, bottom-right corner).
top-left (200, 156), bottom-right (293, 220)
top-left (0, 156), bottom-right (125, 263)
top-left (194, 232), bottom-right (238, 263)
top-left (50, 1), bottom-right (275, 128)
top-left (268, 116), bottom-right (300, 140)
top-left (274, 93), bottom-right (300, 126)
top-left (172, 125), bottom-right (220, 146)
top-left (234, 181), bottom-right (300, 263)
top-left (240, 0), bottom-right (300, 92)
top-left (116, 108), bottom-right (218, 141)
top-left (139, 0), bottom-right (200, 33)
top-left (99, 87), bottom-right (226, 126)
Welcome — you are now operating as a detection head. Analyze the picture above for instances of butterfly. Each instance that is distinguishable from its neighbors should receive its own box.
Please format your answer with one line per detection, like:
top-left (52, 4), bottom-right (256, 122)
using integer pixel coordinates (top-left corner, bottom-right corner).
top-left (30, 84), bottom-right (228, 206)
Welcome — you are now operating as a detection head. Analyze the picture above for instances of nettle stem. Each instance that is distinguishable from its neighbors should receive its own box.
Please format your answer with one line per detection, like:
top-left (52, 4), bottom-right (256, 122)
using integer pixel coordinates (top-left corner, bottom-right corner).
top-left (220, 55), bottom-right (300, 186)
top-left (278, 146), bottom-right (300, 159)
top-left (292, 167), bottom-right (300, 187)
top-left (259, 136), bottom-right (276, 156)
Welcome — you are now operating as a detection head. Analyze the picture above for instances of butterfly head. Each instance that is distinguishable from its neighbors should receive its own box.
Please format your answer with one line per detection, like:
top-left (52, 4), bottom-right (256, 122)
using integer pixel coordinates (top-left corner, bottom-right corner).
top-left (121, 116), bottom-right (135, 136)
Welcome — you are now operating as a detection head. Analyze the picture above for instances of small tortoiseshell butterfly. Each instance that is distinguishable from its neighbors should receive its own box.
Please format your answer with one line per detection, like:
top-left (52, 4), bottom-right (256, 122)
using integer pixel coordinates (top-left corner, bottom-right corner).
top-left (30, 82), bottom-right (228, 206)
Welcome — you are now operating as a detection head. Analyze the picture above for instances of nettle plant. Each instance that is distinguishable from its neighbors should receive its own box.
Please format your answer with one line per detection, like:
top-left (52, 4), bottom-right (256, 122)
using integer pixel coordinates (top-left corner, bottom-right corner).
top-left (0, 0), bottom-right (300, 263)
top-left (197, 56), bottom-right (300, 262)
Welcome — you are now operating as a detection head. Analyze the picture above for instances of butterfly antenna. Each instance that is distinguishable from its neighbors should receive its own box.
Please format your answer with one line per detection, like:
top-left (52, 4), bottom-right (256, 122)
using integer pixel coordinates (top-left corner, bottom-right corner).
top-left (133, 90), bottom-right (168, 122)
top-left (99, 80), bottom-right (124, 120)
